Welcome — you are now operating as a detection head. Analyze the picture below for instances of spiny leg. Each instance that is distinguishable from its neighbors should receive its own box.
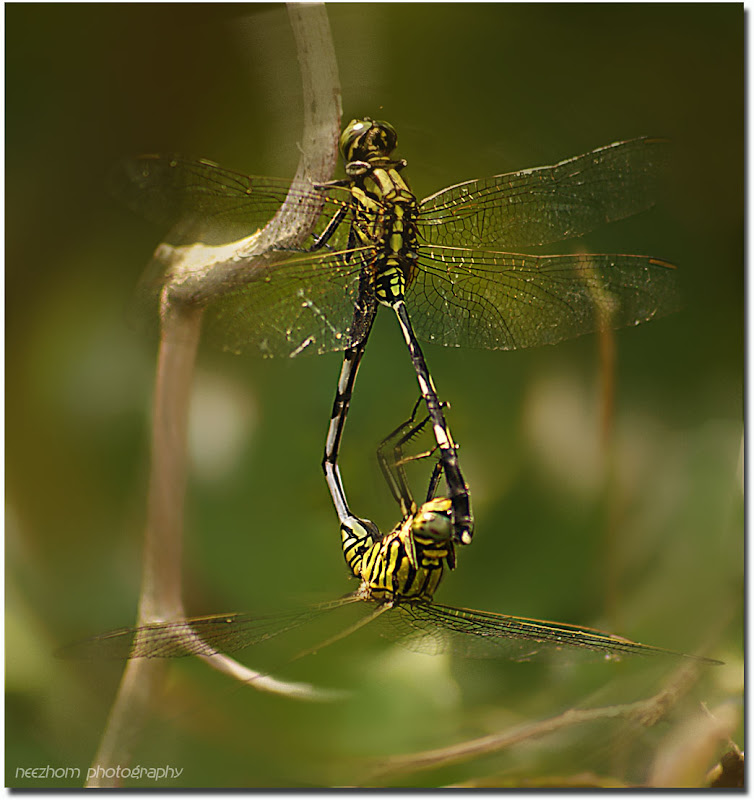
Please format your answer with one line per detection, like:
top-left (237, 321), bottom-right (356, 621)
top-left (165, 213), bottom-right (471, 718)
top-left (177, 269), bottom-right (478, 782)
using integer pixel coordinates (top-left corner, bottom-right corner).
top-left (389, 423), bottom-right (444, 504)
top-left (376, 396), bottom-right (425, 517)
top-left (422, 458), bottom-right (444, 504)
top-left (387, 406), bottom-right (445, 504)
top-left (392, 300), bottom-right (473, 544)
top-left (390, 401), bottom-right (446, 471)
top-left (377, 397), bottom-right (446, 516)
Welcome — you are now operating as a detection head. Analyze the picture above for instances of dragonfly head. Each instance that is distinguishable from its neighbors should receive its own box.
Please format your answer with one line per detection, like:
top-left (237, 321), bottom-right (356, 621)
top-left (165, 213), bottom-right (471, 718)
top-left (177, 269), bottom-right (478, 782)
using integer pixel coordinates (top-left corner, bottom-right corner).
top-left (340, 118), bottom-right (398, 164)
top-left (411, 497), bottom-right (453, 543)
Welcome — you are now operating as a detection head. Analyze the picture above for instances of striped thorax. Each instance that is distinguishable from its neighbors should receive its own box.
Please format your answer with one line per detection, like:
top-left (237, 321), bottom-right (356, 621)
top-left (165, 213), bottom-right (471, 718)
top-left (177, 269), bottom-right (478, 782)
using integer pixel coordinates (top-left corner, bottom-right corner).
top-left (340, 118), bottom-right (419, 307)
top-left (341, 497), bottom-right (455, 604)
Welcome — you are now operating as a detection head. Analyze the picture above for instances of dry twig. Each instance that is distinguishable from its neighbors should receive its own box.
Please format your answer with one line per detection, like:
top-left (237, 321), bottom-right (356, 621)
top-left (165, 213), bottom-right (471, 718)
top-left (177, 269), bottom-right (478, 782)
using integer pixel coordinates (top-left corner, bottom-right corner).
top-left (86, 4), bottom-right (342, 787)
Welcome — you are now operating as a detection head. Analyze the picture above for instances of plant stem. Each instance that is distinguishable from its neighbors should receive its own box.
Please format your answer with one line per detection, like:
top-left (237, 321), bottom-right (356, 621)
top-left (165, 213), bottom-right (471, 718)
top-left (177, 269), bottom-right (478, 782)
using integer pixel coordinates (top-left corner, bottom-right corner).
top-left (87, 4), bottom-right (342, 786)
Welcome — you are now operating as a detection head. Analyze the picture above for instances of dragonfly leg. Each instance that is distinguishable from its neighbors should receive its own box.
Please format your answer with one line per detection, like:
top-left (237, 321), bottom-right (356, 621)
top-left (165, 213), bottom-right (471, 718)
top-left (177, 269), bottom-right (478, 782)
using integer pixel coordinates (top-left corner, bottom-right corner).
top-left (390, 400), bottom-right (447, 470)
top-left (392, 301), bottom-right (473, 545)
top-left (423, 459), bottom-right (444, 504)
top-left (274, 200), bottom-right (350, 254)
top-left (376, 396), bottom-right (424, 516)
top-left (307, 200), bottom-right (349, 251)
top-left (377, 397), bottom-right (446, 516)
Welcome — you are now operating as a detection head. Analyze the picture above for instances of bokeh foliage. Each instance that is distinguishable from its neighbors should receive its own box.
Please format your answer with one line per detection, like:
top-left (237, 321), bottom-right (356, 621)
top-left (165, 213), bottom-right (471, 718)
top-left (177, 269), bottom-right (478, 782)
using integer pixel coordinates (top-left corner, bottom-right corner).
top-left (7, 3), bottom-right (742, 788)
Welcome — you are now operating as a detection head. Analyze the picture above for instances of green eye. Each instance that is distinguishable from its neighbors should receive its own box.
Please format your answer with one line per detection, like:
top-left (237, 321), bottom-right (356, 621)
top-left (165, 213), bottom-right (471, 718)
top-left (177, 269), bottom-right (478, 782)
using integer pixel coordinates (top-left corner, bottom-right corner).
top-left (412, 500), bottom-right (453, 542)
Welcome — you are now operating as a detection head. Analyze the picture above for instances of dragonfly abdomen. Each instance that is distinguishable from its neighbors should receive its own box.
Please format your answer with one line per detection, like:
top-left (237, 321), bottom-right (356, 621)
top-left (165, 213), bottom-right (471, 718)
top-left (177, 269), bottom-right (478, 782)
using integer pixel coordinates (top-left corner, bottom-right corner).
top-left (340, 520), bottom-right (376, 578)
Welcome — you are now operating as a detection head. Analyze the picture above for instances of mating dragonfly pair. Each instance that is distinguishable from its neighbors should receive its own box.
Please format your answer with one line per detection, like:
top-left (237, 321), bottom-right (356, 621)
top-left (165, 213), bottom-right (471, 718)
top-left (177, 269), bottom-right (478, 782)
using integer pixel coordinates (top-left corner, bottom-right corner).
top-left (72, 118), bottom-right (709, 666)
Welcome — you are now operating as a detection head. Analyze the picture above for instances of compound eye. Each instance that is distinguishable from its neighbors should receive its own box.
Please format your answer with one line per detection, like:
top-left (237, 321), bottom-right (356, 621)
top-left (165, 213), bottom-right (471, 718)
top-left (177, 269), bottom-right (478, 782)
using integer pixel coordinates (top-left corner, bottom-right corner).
top-left (412, 508), bottom-right (453, 542)
top-left (371, 120), bottom-right (397, 153)
top-left (339, 119), bottom-right (371, 160)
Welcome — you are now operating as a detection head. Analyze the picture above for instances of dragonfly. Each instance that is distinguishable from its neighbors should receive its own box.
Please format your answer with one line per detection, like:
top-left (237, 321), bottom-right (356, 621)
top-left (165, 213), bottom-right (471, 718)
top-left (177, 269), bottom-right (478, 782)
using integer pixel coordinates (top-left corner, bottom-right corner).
top-left (60, 406), bottom-right (717, 667)
top-left (112, 119), bottom-right (679, 548)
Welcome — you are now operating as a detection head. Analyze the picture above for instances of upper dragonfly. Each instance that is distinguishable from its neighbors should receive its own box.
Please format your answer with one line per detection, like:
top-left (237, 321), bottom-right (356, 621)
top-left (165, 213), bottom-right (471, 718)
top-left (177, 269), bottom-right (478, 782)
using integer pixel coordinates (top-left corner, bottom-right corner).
top-left (112, 119), bottom-right (679, 547)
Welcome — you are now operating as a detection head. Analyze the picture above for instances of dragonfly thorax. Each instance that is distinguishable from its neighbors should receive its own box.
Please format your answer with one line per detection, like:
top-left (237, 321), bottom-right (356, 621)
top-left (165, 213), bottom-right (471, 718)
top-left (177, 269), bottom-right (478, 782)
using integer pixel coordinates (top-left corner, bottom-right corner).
top-left (341, 498), bottom-right (455, 605)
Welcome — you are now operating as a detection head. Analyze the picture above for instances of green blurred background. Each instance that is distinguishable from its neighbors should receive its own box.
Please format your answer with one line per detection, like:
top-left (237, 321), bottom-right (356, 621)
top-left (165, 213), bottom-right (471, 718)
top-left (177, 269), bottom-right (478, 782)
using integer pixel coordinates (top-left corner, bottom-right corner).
top-left (7, 3), bottom-right (743, 788)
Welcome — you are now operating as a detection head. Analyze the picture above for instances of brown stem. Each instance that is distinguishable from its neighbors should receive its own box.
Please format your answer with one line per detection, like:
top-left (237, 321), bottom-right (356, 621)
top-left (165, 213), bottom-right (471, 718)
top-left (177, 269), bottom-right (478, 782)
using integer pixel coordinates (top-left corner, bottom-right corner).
top-left (87, 5), bottom-right (342, 786)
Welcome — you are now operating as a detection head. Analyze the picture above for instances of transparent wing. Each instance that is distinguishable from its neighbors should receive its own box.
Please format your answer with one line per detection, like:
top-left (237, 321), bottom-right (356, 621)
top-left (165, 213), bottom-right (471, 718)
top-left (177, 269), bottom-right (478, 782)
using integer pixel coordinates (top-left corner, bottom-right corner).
top-left (57, 598), bottom-right (359, 660)
top-left (406, 246), bottom-right (679, 350)
top-left (115, 146), bottom-right (675, 358)
top-left (112, 156), bottom-right (383, 357)
top-left (417, 138), bottom-right (669, 249)
top-left (109, 155), bottom-right (351, 246)
top-left (203, 245), bottom-right (378, 357)
top-left (383, 602), bottom-right (711, 663)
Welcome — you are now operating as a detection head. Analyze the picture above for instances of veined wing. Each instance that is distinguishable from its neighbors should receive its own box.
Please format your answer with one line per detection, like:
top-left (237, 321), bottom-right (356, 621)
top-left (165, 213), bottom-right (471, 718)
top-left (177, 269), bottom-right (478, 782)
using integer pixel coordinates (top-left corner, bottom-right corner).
top-left (110, 155), bottom-right (353, 247)
top-left (384, 602), bottom-right (719, 663)
top-left (57, 597), bottom-right (360, 660)
top-left (406, 245), bottom-right (679, 350)
top-left (418, 138), bottom-right (669, 250)
top-left (114, 156), bottom-right (381, 358)
top-left (203, 244), bottom-right (378, 357)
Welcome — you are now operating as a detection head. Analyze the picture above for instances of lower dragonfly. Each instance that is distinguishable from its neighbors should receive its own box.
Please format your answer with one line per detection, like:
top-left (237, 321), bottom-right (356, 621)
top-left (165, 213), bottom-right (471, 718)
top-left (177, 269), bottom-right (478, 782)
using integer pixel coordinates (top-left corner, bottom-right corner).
top-left (60, 408), bottom-right (719, 667)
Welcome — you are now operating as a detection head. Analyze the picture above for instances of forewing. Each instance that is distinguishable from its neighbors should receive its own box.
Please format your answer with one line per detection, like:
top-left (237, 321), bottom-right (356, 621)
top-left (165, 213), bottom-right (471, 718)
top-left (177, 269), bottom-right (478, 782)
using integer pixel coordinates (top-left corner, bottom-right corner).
top-left (406, 246), bottom-right (679, 350)
top-left (109, 155), bottom-right (348, 246)
top-left (114, 156), bottom-right (376, 357)
top-left (418, 138), bottom-right (669, 249)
